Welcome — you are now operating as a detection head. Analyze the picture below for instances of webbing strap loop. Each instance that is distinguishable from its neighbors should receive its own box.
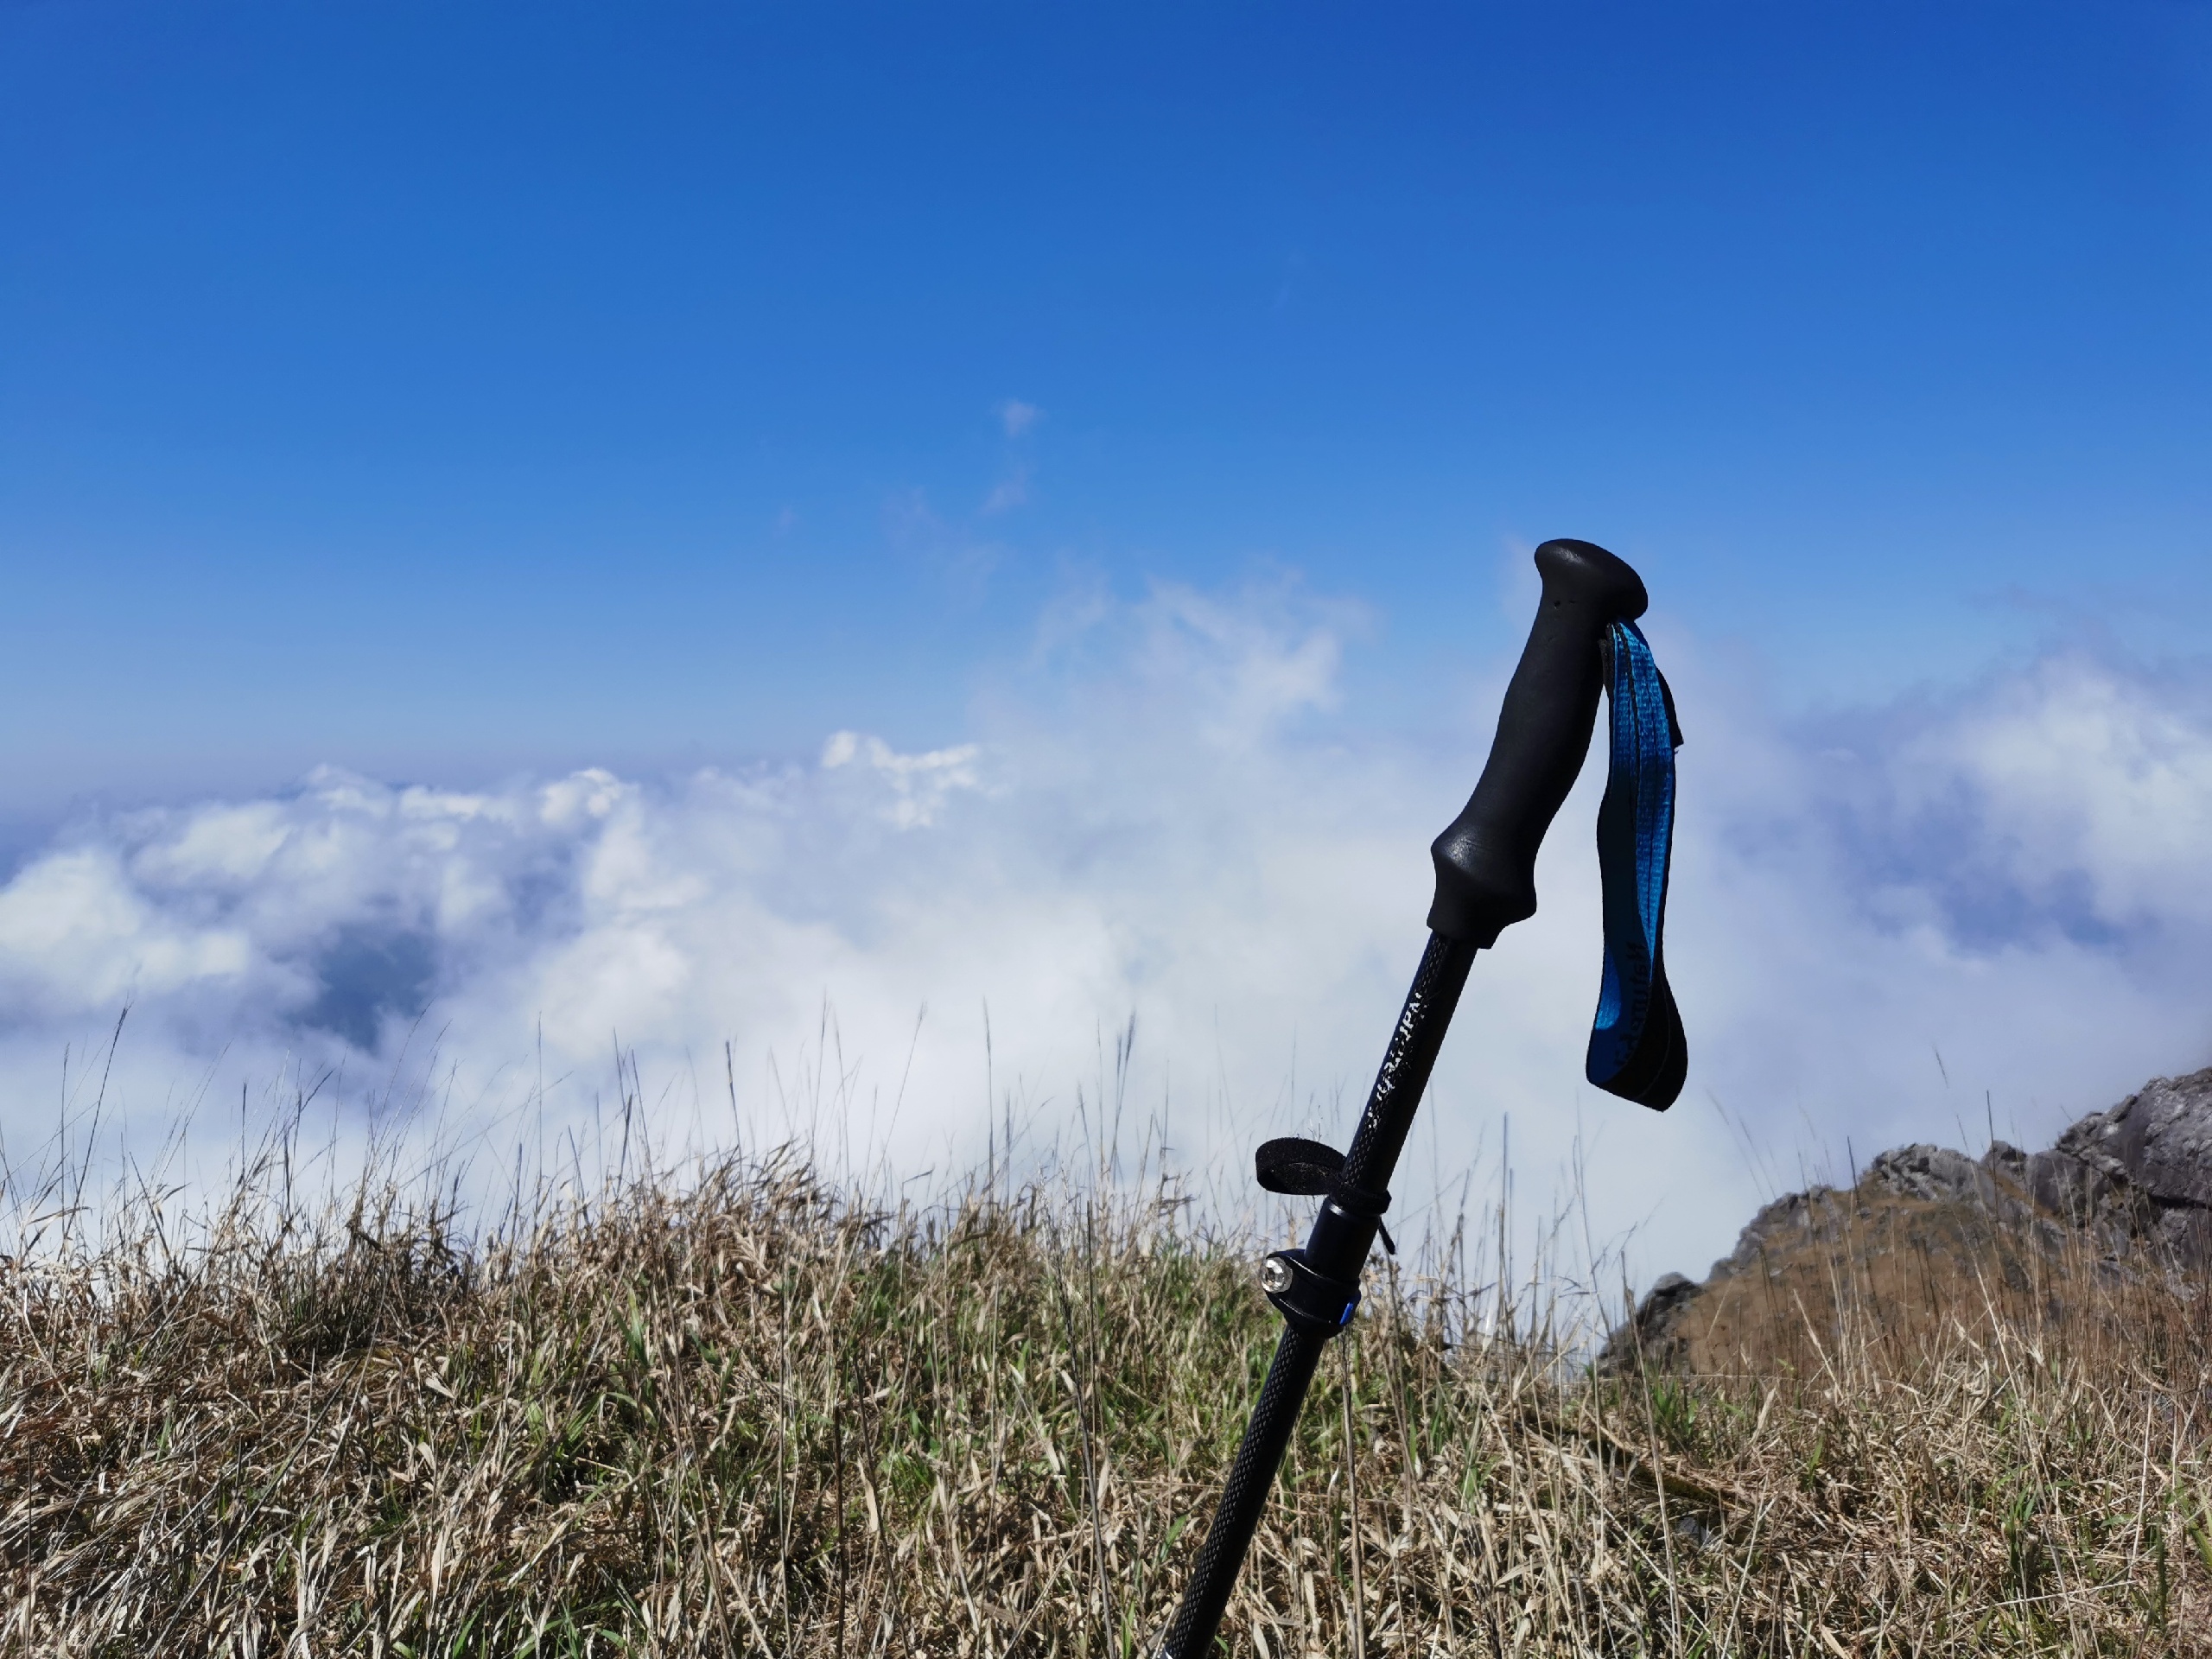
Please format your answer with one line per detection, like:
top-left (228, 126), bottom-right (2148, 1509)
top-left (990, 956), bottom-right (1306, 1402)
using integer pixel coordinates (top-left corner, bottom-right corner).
top-left (1586, 620), bottom-right (1687, 1110)
top-left (1253, 1138), bottom-right (1395, 1254)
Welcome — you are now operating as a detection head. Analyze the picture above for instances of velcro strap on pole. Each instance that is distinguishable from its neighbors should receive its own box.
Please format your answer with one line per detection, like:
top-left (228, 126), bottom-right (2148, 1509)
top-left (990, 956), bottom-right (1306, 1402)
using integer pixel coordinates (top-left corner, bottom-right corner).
top-left (1586, 620), bottom-right (1687, 1109)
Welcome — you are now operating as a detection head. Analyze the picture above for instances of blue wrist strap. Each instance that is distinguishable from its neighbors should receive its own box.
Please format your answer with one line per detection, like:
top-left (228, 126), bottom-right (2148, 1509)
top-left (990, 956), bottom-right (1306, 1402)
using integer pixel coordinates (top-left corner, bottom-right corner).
top-left (1586, 620), bottom-right (1687, 1109)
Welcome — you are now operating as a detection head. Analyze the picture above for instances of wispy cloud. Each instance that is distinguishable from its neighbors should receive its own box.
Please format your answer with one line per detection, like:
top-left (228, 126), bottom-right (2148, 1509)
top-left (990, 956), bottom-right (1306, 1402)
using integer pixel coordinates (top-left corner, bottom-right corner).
top-left (819, 731), bottom-right (983, 829)
top-left (2, 582), bottom-right (2207, 1287)
top-left (999, 398), bottom-right (1040, 437)
top-left (980, 468), bottom-right (1029, 516)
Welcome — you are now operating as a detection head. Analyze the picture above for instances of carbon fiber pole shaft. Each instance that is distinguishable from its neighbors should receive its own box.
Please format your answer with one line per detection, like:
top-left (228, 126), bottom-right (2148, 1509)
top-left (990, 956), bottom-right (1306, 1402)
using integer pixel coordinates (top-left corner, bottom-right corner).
top-left (1157, 931), bottom-right (1477, 1658)
top-left (1155, 1324), bottom-right (1327, 1657)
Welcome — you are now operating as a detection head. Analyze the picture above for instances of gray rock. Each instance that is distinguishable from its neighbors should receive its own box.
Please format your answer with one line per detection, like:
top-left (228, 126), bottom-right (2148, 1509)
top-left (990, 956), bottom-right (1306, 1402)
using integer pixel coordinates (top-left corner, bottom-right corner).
top-left (1600, 1271), bottom-right (1701, 1370)
top-left (1862, 1143), bottom-right (1988, 1205)
top-left (2022, 1065), bottom-right (2212, 1258)
top-left (2056, 1067), bottom-right (2212, 1207)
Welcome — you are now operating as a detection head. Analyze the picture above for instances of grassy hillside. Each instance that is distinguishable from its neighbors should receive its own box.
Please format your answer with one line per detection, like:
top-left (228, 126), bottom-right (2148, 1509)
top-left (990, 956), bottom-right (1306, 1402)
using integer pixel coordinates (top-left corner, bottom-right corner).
top-left (2, 1141), bottom-right (2209, 1656)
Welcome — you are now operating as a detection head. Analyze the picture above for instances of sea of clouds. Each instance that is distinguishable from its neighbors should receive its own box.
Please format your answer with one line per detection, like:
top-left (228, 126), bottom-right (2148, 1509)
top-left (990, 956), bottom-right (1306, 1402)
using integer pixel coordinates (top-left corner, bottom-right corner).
top-left (3, 574), bottom-right (2209, 1294)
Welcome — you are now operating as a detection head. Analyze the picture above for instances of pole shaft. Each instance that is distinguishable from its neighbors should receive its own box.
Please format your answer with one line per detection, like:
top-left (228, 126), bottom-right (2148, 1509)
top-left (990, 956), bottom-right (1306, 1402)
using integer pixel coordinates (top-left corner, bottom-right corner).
top-left (1156, 1325), bottom-right (1327, 1656)
top-left (1340, 934), bottom-right (1478, 1193)
top-left (1158, 931), bottom-right (1476, 1657)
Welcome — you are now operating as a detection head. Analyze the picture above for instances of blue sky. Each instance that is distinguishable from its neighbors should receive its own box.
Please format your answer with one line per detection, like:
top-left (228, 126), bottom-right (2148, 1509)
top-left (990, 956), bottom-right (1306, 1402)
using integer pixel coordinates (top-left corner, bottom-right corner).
top-left (5, 2), bottom-right (2208, 809)
top-left (3, 4), bottom-right (2211, 1283)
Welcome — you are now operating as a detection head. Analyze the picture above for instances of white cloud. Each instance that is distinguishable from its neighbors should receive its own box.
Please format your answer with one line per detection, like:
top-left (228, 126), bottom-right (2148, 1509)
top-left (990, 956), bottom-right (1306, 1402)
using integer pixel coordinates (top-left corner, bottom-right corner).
top-left (999, 398), bottom-right (1039, 437)
top-left (819, 732), bottom-right (983, 828)
top-left (0, 848), bottom-right (255, 1011)
top-left (1891, 654), bottom-right (2212, 927)
top-left (2, 582), bottom-right (2208, 1304)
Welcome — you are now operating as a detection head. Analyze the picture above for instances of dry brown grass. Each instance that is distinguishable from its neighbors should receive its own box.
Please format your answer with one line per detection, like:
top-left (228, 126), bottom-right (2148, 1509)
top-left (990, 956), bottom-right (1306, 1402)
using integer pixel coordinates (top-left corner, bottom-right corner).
top-left (2, 1125), bottom-right (2210, 1656)
top-left (1649, 1185), bottom-right (2113, 1379)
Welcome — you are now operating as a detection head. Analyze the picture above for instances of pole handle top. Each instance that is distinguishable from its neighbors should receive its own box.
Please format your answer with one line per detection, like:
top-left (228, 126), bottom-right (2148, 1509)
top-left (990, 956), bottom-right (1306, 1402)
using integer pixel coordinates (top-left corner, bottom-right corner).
top-left (1427, 539), bottom-right (1649, 946)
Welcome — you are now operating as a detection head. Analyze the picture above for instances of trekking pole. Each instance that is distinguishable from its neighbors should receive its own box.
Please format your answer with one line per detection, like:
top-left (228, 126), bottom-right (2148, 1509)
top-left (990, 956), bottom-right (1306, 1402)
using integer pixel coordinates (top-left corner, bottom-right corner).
top-left (1154, 537), bottom-right (1686, 1658)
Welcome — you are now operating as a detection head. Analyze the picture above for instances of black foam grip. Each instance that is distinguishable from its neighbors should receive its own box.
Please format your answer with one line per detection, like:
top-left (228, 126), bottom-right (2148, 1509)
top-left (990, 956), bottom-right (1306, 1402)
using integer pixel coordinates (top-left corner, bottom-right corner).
top-left (1428, 539), bottom-right (1649, 946)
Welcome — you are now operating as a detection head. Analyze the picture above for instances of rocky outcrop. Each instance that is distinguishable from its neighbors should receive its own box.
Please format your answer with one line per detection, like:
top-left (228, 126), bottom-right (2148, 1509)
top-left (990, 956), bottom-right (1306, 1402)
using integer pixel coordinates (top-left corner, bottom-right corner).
top-left (1605, 1065), bottom-right (2212, 1373)
top-left (2027, 1070), bottom-right (2212, 1262)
